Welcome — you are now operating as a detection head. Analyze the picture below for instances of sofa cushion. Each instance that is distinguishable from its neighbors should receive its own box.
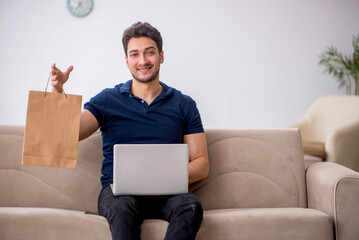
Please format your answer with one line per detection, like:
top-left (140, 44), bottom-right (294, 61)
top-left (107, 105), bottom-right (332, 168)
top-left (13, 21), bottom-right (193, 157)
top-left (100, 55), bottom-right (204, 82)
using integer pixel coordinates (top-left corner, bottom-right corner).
top-left (141, 219), bottom-right (168, 240)
top-left (141, 208), bottom-right (333, 240)
top-left (197, 208), bottom-right (333, 240)
top-left (0, 207), bottom-right (112, 240)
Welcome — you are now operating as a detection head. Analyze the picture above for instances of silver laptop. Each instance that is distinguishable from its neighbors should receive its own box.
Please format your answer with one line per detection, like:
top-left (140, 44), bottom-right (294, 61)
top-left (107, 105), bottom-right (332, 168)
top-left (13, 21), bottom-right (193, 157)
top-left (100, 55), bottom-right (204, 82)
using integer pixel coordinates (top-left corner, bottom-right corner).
top-left (111, 144), bottom-right (189, 196)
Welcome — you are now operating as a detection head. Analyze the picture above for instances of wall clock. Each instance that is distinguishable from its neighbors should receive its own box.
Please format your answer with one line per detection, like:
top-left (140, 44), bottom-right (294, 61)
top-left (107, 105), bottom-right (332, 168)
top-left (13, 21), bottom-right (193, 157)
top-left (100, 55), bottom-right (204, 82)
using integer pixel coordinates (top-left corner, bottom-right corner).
top-left (67, 0), bottom-right (94, 17)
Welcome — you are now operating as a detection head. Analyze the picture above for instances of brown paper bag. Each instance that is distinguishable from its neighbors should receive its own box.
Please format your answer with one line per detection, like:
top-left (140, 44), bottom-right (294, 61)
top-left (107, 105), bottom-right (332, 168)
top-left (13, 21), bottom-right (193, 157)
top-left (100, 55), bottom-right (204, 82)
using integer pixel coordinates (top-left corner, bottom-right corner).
top-left (22, 90), bottom-right (82, 168)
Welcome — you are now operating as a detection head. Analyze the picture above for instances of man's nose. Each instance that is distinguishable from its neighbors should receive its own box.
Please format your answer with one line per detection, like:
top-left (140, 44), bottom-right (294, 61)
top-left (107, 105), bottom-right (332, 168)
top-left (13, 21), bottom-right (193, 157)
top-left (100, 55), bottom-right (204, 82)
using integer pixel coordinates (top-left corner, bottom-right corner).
top-left (138, 53), bottom-right (148, 65)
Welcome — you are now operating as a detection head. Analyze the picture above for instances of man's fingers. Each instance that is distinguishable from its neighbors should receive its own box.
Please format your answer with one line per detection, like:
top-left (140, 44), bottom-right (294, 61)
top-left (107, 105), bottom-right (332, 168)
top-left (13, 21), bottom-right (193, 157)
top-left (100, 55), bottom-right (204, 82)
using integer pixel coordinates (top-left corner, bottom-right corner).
top-left (51, 63), bottom-right (59, 76)
top-left (51, 80), bottom-right (61, 89)
top-left (50, 69), bottom-right (57, 77)
top-left (51, 80), bottom-right (63, 93)
top-left (51, 74), bottom-right (58, 81)
top-left (67, 65), bottom-right (74, 72)
top-left (49, 63), bottom-right (73, 91)
top-left (65, 65), bottom-right (74, 76)
top-left (51, 63), bottom-right (59, 71)
top-left (50, 63), bottom-right (71, 93)
top-left (51, 64), bottom-right (73, 78)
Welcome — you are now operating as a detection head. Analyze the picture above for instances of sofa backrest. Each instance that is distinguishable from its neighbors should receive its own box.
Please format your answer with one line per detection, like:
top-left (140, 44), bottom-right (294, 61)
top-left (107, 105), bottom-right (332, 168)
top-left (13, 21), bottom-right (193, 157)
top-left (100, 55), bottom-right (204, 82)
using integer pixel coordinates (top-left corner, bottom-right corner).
top-left (191, 129), bottom-right (307, 210)
top-left (0, 126), bottom-right (306, 213)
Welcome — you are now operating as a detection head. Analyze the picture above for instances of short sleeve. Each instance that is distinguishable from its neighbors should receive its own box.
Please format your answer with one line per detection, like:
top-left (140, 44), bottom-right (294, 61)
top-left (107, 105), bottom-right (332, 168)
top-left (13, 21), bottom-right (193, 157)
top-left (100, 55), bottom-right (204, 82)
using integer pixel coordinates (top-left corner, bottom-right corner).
top-left (83, 90), bottom-right (106, 126)
top-left (183, 95), bottom-right (204, 135)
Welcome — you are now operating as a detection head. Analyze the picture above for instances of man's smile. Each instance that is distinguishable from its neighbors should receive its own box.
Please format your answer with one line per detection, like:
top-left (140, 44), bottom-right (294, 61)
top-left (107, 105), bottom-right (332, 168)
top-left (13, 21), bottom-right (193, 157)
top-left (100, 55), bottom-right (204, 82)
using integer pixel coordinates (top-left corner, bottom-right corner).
top-left (137, 65), bottom-right (153, 73)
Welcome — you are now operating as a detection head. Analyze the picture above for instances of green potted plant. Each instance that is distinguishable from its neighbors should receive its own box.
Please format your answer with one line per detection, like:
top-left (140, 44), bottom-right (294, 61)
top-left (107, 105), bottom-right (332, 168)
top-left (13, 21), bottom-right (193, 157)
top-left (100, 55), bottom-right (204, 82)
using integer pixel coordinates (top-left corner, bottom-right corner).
top-left (319, 33), bottom-right (359, 95)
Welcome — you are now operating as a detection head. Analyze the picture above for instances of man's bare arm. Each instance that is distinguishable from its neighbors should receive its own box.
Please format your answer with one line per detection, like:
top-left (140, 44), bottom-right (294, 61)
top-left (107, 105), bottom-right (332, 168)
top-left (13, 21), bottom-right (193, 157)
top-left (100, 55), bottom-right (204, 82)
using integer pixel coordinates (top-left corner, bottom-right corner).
top-left (79, 109), bottom-right (99, 141)
top-left (184, 132), bottom-right (210, 184)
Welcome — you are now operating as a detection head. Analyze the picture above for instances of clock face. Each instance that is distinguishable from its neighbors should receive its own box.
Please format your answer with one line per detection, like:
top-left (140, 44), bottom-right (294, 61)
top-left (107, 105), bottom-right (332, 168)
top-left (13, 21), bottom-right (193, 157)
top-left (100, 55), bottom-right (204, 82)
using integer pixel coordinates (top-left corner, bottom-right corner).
top-left (67, 0), bottom-right (94, 17)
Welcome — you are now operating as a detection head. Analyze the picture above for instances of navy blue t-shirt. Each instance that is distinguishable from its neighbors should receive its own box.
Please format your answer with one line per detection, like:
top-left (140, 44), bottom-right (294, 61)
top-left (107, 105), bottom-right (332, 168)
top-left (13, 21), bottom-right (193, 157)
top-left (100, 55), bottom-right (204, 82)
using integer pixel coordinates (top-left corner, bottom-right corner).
top-left (84, 80), bottom-right (204, 186)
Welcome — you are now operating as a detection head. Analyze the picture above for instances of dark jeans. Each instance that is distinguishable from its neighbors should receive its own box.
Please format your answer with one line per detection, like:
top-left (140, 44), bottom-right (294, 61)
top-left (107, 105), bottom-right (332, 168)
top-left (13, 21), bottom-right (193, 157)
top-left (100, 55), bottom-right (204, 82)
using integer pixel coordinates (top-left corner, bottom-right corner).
top-left (98, 184), bottom-right (203, 240)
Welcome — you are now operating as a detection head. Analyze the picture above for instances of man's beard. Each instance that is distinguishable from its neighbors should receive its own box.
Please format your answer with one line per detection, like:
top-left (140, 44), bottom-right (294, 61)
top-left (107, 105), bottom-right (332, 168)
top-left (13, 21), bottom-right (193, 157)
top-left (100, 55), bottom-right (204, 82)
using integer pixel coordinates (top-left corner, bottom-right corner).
top-left (131, 64), bottom-right (160, 83)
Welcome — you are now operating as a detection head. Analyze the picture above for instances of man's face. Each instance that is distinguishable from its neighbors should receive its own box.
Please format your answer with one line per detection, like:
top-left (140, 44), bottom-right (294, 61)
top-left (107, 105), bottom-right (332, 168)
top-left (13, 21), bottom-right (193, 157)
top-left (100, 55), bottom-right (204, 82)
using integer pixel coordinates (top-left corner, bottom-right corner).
top-left (125, 37), bottom-right (164, 83)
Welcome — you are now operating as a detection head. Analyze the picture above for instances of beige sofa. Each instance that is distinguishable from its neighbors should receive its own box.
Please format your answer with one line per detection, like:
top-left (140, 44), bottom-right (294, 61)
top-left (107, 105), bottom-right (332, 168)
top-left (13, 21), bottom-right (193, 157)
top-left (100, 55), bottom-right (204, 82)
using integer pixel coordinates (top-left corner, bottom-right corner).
top-left (1, 125), bottom-right (359, 240)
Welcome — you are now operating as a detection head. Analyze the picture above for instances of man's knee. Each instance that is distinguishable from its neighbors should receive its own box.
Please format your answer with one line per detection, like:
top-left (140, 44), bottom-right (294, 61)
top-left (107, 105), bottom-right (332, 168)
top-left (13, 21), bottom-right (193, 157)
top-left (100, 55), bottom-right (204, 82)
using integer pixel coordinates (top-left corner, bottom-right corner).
top-left (99, 195), bottom-right (140, 221)
top-left (187, 195), bottom-right (203, 221)
top-left (112, 196), bottom-right (140, 215)
top-left (170, 194), bottom-right (203, 220)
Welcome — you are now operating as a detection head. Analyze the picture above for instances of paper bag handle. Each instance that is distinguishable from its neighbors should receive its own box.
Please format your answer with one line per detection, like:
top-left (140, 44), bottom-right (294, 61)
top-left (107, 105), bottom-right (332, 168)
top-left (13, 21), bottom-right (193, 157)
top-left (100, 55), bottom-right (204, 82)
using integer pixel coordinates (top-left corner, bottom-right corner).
top-left (44, 72), bottom-right (68, 99)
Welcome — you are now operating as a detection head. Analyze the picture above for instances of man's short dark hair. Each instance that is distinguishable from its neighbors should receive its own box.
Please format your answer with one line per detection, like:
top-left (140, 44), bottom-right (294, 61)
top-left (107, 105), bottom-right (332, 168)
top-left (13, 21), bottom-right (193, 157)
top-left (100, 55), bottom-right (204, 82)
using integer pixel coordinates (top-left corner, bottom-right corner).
top-left (122, 22), bottom-right (163, 56)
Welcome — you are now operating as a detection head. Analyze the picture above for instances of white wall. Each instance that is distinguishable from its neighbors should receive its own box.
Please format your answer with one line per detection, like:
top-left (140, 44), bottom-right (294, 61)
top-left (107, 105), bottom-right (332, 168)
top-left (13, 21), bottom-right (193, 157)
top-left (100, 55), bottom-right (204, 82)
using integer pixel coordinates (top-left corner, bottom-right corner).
top-left (1, 0), bottom-right (359, 128)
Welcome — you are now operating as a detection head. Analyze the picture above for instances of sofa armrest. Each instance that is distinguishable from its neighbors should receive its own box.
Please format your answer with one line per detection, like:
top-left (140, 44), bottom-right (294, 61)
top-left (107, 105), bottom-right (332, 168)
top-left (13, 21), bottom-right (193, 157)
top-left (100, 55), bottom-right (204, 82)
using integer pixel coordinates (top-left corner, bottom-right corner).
top-left (326, 121), bottom-right (359, 172)
top-left (306, 162), bottom-right (359, 240)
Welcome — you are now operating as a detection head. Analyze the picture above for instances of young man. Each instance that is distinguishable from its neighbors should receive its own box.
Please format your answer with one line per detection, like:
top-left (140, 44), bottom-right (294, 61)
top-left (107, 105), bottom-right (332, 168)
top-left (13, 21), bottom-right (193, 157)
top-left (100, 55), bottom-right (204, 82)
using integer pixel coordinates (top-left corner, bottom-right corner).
top-left (51, 22), bottom-right (209, 240)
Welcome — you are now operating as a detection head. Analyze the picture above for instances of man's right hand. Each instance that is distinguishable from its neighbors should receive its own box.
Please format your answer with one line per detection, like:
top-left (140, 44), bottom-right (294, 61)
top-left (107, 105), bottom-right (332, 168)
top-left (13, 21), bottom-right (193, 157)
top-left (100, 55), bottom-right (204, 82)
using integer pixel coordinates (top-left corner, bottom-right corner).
top-left (50, 63), bottom-right (74, 93)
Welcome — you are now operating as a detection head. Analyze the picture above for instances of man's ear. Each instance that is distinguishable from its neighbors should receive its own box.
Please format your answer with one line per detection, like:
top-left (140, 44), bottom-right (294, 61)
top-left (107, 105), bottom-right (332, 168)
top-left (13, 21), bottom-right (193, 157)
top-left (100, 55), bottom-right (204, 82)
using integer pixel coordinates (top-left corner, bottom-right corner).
top-left (160, 51), bottom-right (164, 64)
